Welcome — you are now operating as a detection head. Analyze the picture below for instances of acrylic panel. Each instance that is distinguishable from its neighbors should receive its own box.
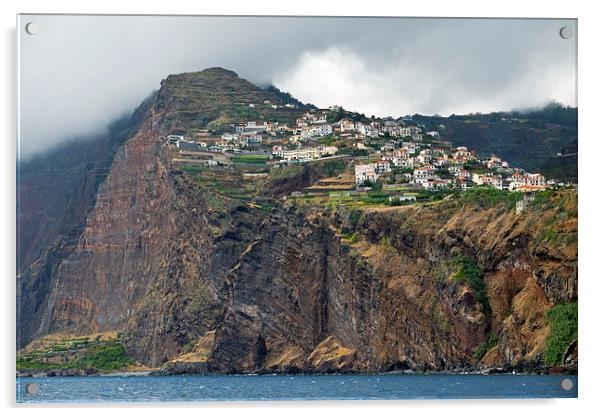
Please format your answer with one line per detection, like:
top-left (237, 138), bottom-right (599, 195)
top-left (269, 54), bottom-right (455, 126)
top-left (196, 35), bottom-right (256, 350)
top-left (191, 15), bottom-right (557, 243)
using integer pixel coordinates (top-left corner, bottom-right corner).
top-left (16, 14), bottom-right (578, 402)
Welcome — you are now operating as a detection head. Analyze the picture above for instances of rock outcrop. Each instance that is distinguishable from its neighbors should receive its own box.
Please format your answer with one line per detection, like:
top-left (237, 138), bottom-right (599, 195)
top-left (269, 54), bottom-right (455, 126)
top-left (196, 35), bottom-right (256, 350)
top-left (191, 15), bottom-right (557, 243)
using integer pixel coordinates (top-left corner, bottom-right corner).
top-left (208, 193), bottom-right (576, 373)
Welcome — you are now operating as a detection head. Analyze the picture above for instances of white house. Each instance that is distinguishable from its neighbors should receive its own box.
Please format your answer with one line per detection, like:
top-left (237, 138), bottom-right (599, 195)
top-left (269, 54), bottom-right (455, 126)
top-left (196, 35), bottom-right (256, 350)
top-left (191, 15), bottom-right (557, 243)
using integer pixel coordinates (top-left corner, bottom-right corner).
top-left (374, 160), bottom-right (391, 175)
top-left (166, 135), bottom-right (184, 146)
top-left (453, 146), bottom-right (479, 161)
top-left (240, 134), bottom-right (263, 147)
top-left (221, 132), bottom-right (239, 142)
top-left (473, 173), bottom-right (503, 190)
top-left (273, 145), bottom-right (337, 161)
top-left (448, 165), bottom-right (462, 174)
top-left (455, 170), bottom-right (471, 180)
top-left (300, 124), bottom-right (333, 140)
top-left (508, 172), bottom-right (547, 190)
top-left (413, 168), bottom-right (430, 179)
top-left (339, 119), bottom-right (356, 133)
top-left (245, 121), bottom-right (267, 131)
top-left (355, 164), bottom-right (379, 185)
top-left (399, 127), bottom-right (412, 137)
top-left (313, 124), bottom-right (333, 137)
top-left (486, 154), bottom-right (509, 169)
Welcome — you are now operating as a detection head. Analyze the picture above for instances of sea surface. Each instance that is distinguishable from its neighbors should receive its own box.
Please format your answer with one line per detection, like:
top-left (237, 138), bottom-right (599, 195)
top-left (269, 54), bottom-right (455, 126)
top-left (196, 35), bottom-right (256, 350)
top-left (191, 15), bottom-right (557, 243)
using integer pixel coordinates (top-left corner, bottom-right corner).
top-left (17, 374), bottom-right (577, 403)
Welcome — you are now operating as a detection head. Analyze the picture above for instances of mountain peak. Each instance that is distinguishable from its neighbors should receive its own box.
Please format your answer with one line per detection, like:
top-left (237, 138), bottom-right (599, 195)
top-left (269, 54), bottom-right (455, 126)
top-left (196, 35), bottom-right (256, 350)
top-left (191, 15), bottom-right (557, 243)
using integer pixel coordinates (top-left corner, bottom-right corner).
top-left (164, 67), bottom-right (239, 84)
top-left (200, 67), bottom-right (239, 78)
top-left (155, 67), bottom-right (306, 131)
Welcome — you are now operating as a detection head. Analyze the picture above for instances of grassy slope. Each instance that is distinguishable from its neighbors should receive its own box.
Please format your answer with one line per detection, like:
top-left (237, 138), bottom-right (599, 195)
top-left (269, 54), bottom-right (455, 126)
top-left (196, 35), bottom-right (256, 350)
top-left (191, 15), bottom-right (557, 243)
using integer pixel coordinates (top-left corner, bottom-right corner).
top-left (17, 332), bottom-right (138, 373)
top-left (158, 68), bottom-right (305, 133)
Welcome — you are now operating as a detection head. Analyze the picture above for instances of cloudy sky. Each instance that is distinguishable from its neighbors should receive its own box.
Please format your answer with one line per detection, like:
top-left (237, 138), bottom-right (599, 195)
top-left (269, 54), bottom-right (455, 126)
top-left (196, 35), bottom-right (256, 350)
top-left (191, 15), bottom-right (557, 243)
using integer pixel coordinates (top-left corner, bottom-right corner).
top-left (18, 15), bottom-right (577, 158)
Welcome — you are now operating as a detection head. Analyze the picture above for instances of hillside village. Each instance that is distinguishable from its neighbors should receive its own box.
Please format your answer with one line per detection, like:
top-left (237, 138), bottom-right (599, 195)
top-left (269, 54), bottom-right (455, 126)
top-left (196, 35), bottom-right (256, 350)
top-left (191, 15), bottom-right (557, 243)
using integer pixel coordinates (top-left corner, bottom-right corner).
top-left (164, 104), bottom-right (571, 208)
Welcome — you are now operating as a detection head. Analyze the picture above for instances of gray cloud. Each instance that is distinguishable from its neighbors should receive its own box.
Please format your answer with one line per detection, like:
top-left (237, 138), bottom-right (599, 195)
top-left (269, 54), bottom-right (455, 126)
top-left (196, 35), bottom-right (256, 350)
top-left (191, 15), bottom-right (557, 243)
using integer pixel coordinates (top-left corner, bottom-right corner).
top-left (18, 15), bottom-right (576, 158)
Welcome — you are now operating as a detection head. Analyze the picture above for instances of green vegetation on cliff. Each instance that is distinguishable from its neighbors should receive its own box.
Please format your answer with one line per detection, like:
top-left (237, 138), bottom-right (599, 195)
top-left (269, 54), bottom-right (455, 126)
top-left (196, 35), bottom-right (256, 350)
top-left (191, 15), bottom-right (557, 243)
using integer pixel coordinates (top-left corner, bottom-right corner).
top-left (456, 186), bottom-right (523, 210)
top-left (17, 334), bottom-right (135, 372)
top-left (474, 335), bottom-right (498, 361)
top-left (533, 191), bottom-right (578, 246)
top-left (74, 343), bottom-right (134, 371)
top-left (544, 303), bottom-right (578, 365)
top-left (451, 256), bottom-right (490, 314)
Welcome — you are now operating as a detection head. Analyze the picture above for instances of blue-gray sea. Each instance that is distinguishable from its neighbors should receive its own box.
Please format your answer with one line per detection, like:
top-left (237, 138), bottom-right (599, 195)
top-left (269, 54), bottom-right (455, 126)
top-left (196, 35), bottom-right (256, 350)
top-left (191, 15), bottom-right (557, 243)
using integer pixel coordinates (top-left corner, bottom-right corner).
top-left (17, 374), bottom-right (577, 402)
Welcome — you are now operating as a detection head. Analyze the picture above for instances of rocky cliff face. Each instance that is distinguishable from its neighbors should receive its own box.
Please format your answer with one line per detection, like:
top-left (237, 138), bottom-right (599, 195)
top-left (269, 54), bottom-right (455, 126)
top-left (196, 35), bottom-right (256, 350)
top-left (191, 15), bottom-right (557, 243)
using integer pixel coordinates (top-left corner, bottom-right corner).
top-left (209, 192), bottom-right (577, 373)
top-left (18, 68), bottom-right (578, 373)
top-left (19, 68), bottom-right (278, 366)
top-left (17, 95), bottom-right (155, 349)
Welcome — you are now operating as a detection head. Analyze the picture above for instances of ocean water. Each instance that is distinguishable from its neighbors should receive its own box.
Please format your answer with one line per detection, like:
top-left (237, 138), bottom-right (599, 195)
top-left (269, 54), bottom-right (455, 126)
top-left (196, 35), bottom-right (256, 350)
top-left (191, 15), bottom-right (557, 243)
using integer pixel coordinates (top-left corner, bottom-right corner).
top-left (16, 374), bottom-right (577, 403)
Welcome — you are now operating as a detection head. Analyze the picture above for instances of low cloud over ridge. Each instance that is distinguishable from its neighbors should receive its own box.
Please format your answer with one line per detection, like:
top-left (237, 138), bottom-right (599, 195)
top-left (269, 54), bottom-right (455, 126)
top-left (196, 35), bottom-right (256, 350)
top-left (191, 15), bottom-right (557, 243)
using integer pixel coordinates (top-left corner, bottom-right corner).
top-left (18, 15), bottom-right (576, 158)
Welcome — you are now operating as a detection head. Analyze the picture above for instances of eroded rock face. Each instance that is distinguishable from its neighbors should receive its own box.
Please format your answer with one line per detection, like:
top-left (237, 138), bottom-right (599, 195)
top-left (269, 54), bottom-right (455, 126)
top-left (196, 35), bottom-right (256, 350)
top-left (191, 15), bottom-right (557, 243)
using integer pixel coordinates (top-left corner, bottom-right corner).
top-left (209, 207), bottom-right (468, 374)
top-left (210, 207), bottom-right (379, 373)
top-left (209, 197), bottom-right (576, 373)
top-left (357, 201), bottom-right (576, 369)
top-left (18, 68), bottom-right (280, 366)
top-left (17, 96), bottom-right (155, 350)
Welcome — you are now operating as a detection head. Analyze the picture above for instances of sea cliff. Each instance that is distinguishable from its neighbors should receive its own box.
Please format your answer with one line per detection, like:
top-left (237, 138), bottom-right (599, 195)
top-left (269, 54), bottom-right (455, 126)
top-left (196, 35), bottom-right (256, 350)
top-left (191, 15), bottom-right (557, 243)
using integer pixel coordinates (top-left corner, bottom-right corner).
top-left (17, 68), bottom-right (577, 376)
